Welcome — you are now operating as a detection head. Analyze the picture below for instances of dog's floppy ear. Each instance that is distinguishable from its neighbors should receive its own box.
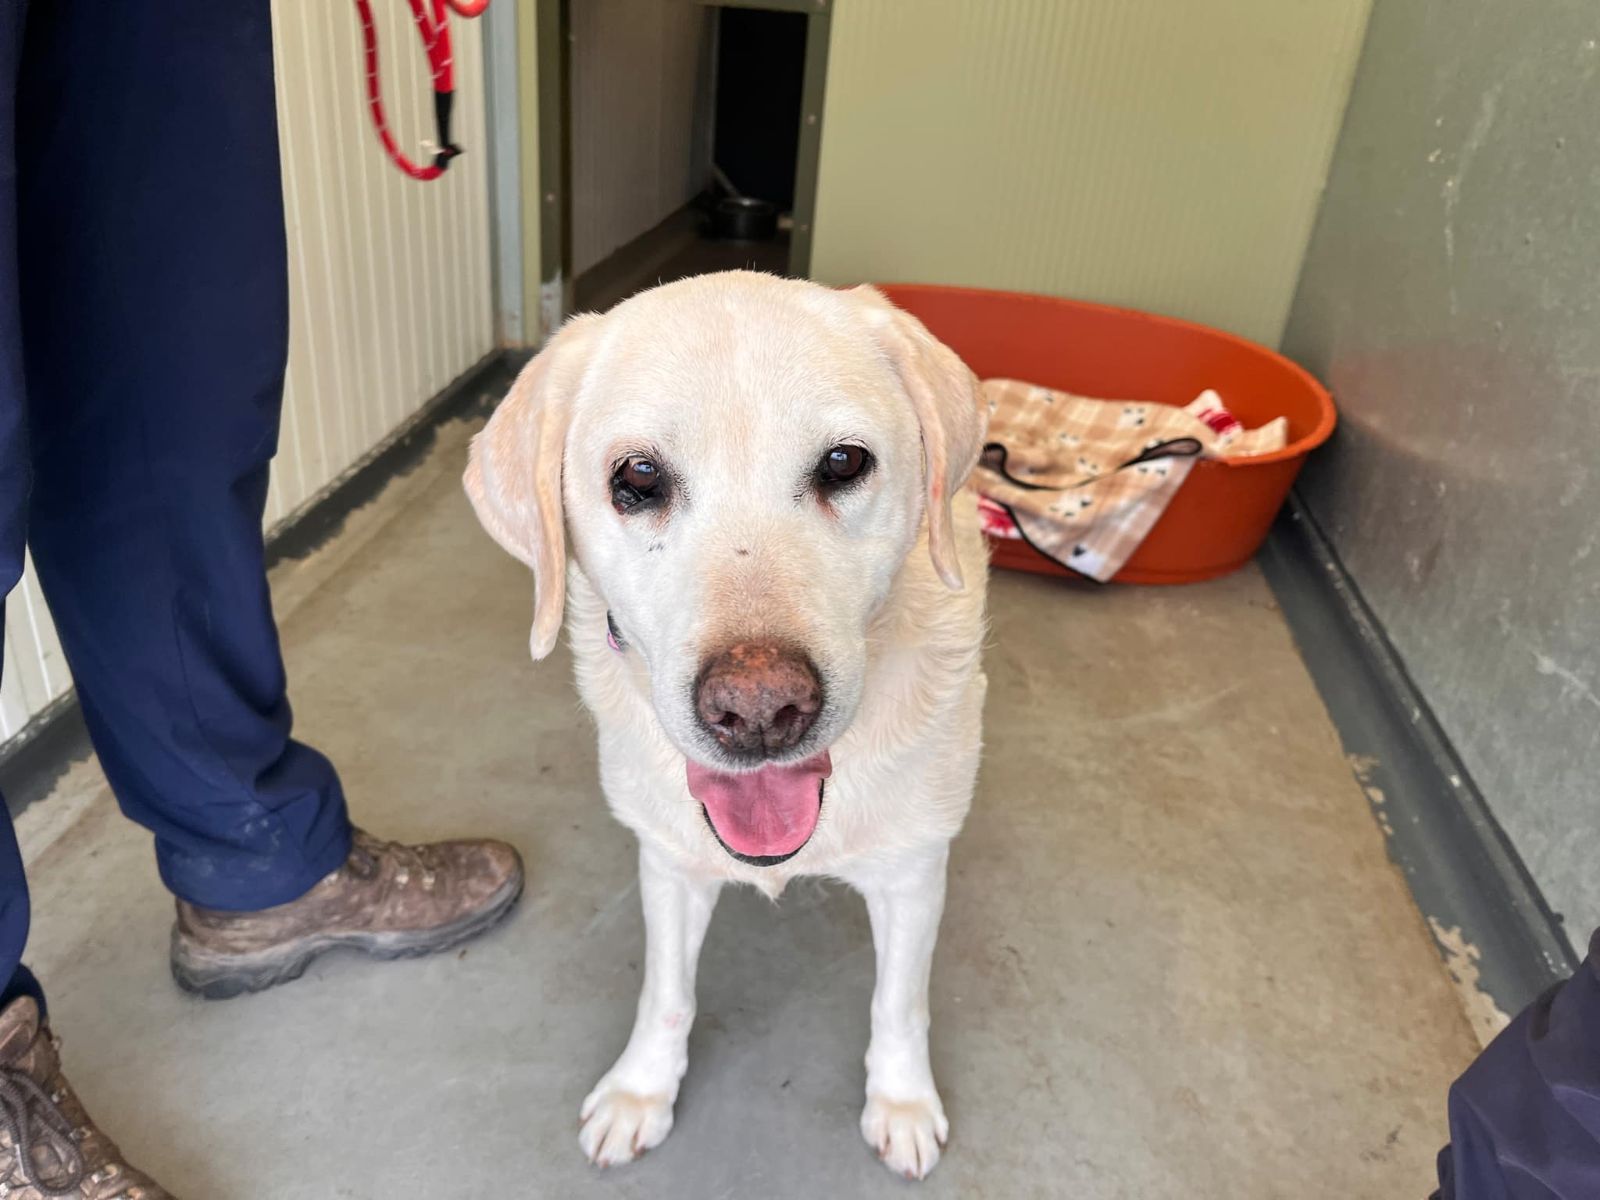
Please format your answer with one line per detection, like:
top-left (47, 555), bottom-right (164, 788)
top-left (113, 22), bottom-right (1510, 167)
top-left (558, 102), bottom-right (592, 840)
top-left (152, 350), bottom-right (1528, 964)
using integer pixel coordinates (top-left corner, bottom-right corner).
top-left (464, 314), bottom-right (601, 660)
top-left (853, 285), bottom-right (988, 590)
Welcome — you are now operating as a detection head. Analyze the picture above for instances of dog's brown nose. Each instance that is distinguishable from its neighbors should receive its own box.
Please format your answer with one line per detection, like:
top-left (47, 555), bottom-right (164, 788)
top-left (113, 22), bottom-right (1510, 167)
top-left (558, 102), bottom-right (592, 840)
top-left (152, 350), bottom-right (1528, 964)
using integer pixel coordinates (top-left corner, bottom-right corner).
top-left (695, 641), bottom-right (822, 757)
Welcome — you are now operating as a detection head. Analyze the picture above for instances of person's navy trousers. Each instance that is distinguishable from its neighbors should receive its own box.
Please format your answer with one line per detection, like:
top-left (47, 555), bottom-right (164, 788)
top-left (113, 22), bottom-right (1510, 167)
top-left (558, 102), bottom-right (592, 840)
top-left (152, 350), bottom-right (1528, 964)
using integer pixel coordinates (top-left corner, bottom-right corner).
top-left (1435, 928), bottom-right (1600, 1199)
top-left (0, 0), bottom-right (352, 1007)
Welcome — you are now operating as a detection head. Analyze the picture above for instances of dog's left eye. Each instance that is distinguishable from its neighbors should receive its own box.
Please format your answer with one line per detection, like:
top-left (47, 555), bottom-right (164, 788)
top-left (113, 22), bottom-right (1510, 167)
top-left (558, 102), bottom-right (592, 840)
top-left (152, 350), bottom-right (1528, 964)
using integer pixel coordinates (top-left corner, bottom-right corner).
top-left (817, 444), bottom-right (871, 487)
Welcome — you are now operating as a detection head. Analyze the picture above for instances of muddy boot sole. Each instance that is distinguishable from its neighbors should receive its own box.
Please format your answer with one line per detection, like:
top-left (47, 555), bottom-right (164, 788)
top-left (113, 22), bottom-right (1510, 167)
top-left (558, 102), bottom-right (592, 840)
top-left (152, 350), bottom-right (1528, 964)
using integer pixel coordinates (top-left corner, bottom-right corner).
top-left (169, 875), bottom-right (524, 1000)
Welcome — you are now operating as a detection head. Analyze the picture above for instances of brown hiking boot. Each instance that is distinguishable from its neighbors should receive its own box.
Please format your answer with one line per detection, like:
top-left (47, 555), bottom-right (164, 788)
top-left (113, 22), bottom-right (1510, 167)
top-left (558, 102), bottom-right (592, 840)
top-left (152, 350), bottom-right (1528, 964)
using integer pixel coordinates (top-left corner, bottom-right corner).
top-left (170, 828), bottom-right (523, 999)
top-left (0, 996), bottom-right (174, 1198)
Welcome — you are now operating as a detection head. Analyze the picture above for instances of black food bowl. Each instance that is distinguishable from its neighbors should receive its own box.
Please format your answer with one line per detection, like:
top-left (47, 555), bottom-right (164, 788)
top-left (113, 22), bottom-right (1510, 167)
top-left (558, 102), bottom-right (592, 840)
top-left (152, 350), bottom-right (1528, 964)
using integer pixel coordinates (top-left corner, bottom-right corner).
top-left (709, 196), bottom-right (778, 242)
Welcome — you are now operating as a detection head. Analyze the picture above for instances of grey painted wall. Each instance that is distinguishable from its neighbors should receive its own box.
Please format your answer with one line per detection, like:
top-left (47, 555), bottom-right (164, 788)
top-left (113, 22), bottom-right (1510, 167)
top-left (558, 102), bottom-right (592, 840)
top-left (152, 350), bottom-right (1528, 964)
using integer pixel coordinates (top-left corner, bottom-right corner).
top-left (1282, 0), bottom-right (1600, 949)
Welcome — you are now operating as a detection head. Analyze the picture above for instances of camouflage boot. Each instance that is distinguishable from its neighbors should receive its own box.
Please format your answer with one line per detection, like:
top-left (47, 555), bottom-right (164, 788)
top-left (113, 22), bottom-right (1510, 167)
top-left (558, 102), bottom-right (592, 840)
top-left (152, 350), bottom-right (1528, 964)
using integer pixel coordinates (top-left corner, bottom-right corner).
top-left (0, 995), bottom-right (173, 1198)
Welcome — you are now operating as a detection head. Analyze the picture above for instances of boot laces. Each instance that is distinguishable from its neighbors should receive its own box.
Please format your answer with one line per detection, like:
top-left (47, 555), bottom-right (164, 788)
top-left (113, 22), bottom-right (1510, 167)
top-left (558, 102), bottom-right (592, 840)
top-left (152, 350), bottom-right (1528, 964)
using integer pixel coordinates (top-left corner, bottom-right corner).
top-left (347, 831), bottom-right (440, 889)
top-left (0, 1064), bottom-right (87, 1197)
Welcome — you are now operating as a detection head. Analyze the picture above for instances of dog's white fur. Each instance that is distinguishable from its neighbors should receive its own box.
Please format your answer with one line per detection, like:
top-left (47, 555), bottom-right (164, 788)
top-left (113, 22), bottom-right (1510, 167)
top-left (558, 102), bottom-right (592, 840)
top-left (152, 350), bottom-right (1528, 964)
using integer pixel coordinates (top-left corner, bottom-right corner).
top-left (465, 272), bottom-right (988, 1180)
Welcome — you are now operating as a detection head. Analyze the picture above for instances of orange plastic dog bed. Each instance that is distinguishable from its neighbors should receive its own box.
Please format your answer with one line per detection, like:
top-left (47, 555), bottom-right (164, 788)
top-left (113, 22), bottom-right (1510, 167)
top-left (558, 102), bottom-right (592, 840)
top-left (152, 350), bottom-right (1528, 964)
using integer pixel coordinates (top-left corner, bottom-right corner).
top-left (878, 284), bottom-right (1337, 585)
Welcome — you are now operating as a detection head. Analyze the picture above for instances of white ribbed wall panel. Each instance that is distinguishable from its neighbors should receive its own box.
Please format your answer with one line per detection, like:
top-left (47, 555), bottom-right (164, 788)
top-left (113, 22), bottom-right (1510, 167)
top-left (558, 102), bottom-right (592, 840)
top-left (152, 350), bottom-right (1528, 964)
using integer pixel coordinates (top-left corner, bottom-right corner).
top-left (270, 0), bottom-right (495, 525)
top-left (0, 2), bottom-right (495, 741)
top-left (0, 558), bottom-right (70, 739)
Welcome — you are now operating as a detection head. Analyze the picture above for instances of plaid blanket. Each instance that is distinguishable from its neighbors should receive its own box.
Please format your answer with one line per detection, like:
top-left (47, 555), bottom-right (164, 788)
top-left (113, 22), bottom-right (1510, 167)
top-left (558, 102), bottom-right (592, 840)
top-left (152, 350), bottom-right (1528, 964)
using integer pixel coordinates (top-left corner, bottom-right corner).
top-left (974, 379), bottom-right (1288, 582)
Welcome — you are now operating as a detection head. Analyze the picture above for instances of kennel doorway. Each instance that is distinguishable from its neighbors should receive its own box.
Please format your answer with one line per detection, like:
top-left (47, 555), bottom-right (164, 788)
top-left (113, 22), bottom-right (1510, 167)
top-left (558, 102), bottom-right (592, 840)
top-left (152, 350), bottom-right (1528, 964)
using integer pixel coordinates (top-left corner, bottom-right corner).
top-left (536, 0), bottom-right (831, 321)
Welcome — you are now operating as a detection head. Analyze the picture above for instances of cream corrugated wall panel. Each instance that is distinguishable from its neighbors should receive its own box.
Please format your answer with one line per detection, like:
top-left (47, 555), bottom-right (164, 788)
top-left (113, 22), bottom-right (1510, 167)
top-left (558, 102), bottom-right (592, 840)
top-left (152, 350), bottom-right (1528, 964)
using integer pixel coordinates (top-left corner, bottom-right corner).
top-left (570, 0), bottom-right (709, 275)
top-left (0, 4), bottom-right (494, 742)
top-left (273, 0), bottom-right (493, 520)
top-left (0, 559), bottom-right (69, 740)
top-left (811, 0), bottom-right (1372, 347)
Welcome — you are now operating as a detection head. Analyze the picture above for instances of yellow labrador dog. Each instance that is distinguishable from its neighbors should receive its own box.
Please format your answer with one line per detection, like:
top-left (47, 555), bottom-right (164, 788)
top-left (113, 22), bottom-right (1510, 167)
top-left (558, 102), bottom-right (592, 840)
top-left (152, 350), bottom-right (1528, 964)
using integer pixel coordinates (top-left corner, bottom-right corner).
top-left (465, 272), bottom-right (987, 1180)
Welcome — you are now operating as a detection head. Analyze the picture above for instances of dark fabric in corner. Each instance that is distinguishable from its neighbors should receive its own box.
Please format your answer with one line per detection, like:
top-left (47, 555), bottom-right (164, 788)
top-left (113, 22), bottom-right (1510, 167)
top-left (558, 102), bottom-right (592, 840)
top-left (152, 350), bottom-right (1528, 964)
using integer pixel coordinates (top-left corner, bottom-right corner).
top-left (1435, 928), bottom-right (1600, 1200)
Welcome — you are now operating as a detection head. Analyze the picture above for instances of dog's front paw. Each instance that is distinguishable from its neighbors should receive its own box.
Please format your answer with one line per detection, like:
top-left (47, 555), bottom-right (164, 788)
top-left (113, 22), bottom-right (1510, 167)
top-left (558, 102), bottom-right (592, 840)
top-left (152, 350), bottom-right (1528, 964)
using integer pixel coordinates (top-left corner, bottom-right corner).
top-left (861, 1092), bottom-right (949, 1180)
top-left (579, 1082), bottom-right (675, 1167)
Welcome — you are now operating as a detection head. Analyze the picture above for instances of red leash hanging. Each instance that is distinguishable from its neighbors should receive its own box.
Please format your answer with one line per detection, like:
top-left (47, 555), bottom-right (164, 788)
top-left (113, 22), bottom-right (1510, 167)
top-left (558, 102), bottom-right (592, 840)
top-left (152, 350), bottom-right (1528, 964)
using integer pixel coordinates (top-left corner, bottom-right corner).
top-left (355, 0), bottom-right (490, 181)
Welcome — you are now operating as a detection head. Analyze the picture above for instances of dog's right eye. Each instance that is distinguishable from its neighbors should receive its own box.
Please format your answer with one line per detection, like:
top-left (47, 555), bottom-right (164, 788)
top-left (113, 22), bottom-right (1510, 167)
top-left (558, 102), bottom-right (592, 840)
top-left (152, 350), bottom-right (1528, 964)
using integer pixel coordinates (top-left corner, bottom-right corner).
top-left (612, 456), bottom-right (664, 513)
top-left (816, 444), bottom-right (872, 489)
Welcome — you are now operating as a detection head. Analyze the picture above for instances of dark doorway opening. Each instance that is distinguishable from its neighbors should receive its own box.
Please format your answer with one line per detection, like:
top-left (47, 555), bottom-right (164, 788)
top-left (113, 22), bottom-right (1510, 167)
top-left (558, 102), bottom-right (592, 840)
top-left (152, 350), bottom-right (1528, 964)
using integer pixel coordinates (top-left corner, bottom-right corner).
top-left (563, 3), bottom-right (821, 315)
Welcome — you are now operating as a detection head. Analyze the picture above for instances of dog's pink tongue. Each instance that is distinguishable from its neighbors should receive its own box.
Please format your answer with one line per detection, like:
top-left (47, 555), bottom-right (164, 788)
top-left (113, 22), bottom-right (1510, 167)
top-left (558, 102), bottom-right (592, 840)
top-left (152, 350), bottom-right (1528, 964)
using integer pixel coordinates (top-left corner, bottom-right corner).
top-left (686, 752), bottom-right (832, 859)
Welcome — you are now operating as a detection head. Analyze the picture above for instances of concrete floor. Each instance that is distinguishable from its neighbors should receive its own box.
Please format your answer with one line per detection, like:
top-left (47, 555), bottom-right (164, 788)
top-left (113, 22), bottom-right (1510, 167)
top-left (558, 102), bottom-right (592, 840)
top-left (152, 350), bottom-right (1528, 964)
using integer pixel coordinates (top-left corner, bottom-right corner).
top-left (15, 412), bottom-right (1479, 1199)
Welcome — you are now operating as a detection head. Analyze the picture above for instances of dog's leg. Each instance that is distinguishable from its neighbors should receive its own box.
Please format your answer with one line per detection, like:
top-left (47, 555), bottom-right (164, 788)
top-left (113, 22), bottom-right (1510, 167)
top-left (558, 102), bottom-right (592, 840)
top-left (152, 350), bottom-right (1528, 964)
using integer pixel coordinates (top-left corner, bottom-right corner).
top-left (580, 845), bottom-right (720, 1167)
top-left (853, 845), bottom-right (951, 1180)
